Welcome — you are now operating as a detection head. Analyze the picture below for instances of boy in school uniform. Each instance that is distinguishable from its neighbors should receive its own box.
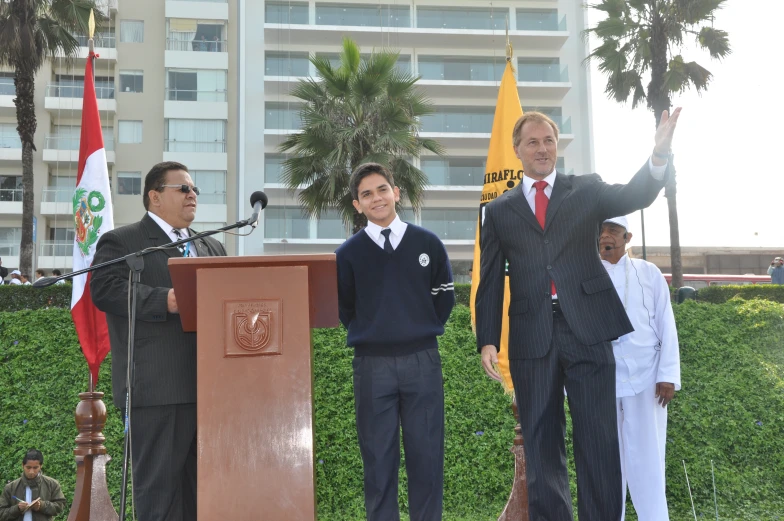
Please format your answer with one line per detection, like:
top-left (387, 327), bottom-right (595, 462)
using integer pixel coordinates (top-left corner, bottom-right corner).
top-left (335, 162), bottom-right (455, 521)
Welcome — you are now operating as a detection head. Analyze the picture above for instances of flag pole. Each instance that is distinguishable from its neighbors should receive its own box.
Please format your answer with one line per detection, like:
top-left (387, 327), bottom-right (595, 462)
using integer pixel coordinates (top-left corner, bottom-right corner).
top-left (88, 9), bottom-right (96, 394)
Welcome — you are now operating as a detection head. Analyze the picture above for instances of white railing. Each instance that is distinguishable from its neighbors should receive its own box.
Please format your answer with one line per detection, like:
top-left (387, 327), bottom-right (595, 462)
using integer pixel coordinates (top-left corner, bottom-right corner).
top-left (165, 89), bottom-right (227, 102)
top-left (164, 139), bottom-right (226, 153)
top-left (166, 38), bottom-right (227, 52)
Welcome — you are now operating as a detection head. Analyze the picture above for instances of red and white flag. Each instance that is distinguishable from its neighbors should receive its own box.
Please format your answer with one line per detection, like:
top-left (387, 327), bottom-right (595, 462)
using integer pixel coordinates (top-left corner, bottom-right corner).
top-left (71, 50), bottom-right (114, 385)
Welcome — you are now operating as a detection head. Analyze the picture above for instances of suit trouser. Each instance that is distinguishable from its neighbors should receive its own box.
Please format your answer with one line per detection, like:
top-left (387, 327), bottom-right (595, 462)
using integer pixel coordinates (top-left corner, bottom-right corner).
top-left (510, 314), bottom-right (622, 521)
top-left (617, 385), bottom-right (670, 521)
top-left (352, 348), bottom-right (445, 521)
top-left (130, 403), bottom-right (197, 521)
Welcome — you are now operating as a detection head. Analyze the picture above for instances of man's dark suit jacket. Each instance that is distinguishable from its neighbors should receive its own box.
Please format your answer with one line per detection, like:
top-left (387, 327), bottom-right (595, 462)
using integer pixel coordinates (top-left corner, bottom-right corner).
top-left (475, 161), bottom-right (667, 359)
top-left (91, 213), bottom-right (227, 409)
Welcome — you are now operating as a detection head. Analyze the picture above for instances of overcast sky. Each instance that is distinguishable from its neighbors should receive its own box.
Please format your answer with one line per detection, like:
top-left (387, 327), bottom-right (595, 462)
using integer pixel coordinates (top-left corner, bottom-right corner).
top-left (587, 0), bottom-right (782, 249)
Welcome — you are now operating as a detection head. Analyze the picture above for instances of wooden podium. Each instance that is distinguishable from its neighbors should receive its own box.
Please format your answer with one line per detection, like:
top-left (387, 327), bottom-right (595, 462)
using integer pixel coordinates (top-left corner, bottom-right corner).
top-left (169, 254), bottom-right (338, 521)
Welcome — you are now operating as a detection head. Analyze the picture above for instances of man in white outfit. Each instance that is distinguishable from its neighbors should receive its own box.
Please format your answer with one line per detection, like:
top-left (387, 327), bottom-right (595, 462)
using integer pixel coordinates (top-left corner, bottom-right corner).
top-left (599, 215), bottom-right (681, 521)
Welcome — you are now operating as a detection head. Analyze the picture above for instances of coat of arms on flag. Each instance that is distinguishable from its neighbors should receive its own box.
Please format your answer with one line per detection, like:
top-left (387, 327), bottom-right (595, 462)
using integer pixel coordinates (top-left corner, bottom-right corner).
top-left (73, 188), bottom-right (106, 256)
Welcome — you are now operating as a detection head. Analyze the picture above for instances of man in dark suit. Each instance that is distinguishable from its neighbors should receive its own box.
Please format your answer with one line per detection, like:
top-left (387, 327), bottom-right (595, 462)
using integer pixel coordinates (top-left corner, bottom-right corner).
top-left (475, 109), bottom-right (681, 521)
top-left (91, 161), bottom-right (227, 521)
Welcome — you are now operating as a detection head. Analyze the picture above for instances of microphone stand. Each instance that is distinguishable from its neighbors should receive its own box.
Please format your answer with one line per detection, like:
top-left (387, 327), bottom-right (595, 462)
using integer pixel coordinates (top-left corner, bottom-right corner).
top-left (33, 216), bottom-right (257, 520)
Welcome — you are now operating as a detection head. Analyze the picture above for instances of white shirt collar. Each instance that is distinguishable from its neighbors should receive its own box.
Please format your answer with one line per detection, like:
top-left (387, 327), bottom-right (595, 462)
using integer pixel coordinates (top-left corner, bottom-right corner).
top-left (365, 214), bottom-right (404, 242)
top-left (602, 253), bottom-right (629, 269)
top-left (147, 211), bottom-right (189, 238)
top-left (521, 169), bottom-right (557, 196)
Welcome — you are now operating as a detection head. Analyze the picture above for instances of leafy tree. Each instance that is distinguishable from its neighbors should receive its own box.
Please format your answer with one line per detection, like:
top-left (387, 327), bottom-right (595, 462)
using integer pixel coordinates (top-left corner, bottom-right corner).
top-left (0, 0), bottom-right (102, 275)
top-left (586, 0), bottom-right (730, 287)
top-left (279, 37), bottom-right (443, 234)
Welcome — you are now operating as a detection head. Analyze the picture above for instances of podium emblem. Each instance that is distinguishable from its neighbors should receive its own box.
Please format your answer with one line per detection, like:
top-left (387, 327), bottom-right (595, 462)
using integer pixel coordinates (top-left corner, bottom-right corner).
top-left (233, 312), bottom-right (271, 351)
top-left (224, 300), bottom-right (282, 357)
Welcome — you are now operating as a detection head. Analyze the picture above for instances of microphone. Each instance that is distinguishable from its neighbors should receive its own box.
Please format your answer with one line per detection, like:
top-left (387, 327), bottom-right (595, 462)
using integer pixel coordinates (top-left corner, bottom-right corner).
top-left (248, 191), bottom-right (268, 228)
top-left (603, 244), bottom-right (624, 251)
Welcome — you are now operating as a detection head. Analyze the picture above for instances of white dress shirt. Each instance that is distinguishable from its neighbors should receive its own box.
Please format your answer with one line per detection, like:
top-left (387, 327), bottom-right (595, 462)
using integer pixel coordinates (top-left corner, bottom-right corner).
top-left (364, 215), bottom-right (408, 251)
top-left (602, 254), bottom-right (681, 397)
top-left (147, 211), bottom-right (199, 258)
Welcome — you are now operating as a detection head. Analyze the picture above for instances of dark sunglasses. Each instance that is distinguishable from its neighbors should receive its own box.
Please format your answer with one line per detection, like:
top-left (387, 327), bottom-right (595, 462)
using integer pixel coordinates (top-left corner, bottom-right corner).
top-left (158, 184), bottom-right (200, 196)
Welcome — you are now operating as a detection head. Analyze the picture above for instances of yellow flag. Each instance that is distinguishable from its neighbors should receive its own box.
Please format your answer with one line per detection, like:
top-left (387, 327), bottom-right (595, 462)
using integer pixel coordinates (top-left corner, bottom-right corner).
top-left (470, 59), bottom-right (523, 394)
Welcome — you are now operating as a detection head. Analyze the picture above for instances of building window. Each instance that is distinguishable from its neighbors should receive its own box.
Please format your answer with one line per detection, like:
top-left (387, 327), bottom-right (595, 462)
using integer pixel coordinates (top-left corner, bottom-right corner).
top-left (265, 52), bottom-right (310, 77)
top-left (117, 172), bottom-right (142, 195)
top-left (421, 157), bottom-right (485, 186)
top-left (265, 154), bottom-right (285, 183)
top-left (517, 9), bottom-right (561, 31)
top-left (266, 1), bottom-right (309, 24)
top-left (190, 170), bottom-right (226, 204)
top-left (119, 70), bottom-right (143, 93)
top-left (0, 175), bottom-right (22, 202)
top-left (0, 123), bottom-right (22, 149)
top-left (316, 3), bottom-right (410, 27)
top-left (265, 103), bottom-right (302, 130)
top-left (420, 209), bottom-right (478, 241)
top-left (316, 210), bottom-right (347, 239)
top-left (316, 52), bottom-right (410, 73)
top-left (0, 72), bottom-right (15, 96)
top-left (420, 107), bottom-right (495, 134)
top-left (417, 7), bottom-right (504, 30)
top-left (518, 58), bottom-right (566, 82)
top-left (418, 56), bottom-right (506, 82)
top-left (120, 20), bottom-right (144, 42)
top-left (167, 19), bottom-right (226, 52)
top-left (264, 207), bottom-right (310, 239)
top-left (118, 121), bottom-right (143, 144)
top-left (523, 106), bottom-right (571, 134)
top-left (164, 119), bottom-right (226, 153)
top-left (0, 227), bottom-right (22, 256)
top-left (166, 69), bottom-right (227, 101)
top-left (54, 74), bottom-right (114, 99)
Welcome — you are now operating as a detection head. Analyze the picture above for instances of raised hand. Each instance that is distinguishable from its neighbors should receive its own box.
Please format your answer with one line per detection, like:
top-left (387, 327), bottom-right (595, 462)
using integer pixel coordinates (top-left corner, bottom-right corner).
top-left (654, 107), bottom-right (682, 157)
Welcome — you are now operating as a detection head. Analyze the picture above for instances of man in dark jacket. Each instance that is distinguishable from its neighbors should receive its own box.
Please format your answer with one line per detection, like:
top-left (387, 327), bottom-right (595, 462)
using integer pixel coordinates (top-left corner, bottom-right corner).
top-left (0, 449), bottom-right (66, 520)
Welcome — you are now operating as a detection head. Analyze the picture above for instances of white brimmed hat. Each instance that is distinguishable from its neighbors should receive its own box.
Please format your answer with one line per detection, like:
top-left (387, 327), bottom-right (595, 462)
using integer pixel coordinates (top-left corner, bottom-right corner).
top-left (11, 269), bottom-right (21, 276)
top-left (603, 215), bottom-right (629, 230)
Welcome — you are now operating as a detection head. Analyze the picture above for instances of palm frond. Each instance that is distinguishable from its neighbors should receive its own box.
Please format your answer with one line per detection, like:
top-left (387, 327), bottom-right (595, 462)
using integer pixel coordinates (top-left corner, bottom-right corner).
top-left (697, 26), bottom-right (731, 60)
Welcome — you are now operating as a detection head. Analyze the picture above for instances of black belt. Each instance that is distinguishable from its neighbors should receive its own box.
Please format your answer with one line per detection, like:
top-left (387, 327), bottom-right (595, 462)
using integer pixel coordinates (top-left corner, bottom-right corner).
top-left (552, 298), bottom-right (563, 316)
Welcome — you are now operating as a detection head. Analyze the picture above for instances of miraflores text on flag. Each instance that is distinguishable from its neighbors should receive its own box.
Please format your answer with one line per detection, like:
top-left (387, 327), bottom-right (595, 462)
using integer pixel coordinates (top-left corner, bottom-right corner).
top-left (70, 49), bottom-right (115, 385)
top-left (469, 59), bottom-right (524, 394)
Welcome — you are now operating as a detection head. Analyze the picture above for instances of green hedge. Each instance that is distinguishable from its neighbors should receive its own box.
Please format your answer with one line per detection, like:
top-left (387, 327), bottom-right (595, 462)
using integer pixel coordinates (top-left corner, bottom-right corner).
top-left (1, 301), bottom-right (783, 519)
top-left (0, 284), bottom-right (72, 312)
top-left (696, 284), bottom-right (784, 304)
top-left (454, 283), bottom-right (471, 307)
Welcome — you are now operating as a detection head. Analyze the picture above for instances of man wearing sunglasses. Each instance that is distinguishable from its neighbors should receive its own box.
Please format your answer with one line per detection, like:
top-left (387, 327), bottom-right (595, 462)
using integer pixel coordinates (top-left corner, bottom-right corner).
top-left (91, 161), bottom-right (227, 521)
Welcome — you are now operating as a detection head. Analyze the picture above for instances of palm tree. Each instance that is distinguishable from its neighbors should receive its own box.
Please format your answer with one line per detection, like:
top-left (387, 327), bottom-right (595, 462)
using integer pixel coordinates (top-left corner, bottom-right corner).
top-left (279, 37), bottom-right (443, 234)
top-left (0, 0), bottom-right (101, 275)
top-left (586, 0), bottom-right (730, 288)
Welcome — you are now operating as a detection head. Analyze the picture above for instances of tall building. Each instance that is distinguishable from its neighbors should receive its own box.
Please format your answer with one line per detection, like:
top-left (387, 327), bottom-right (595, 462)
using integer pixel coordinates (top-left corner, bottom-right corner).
top-left (0, 0), bottom-right (593, 283)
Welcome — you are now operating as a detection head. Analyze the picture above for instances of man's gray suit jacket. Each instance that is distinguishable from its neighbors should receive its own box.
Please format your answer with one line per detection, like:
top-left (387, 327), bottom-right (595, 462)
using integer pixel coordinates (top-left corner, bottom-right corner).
top-left (91, 213), bottom-right (227, 409)
top-left (475, 161), bottom-right (667, 359)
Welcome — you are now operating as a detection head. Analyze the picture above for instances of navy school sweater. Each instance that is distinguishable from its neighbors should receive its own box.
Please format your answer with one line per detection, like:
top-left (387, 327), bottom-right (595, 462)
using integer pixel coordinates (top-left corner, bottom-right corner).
top-left (335, 223), bottom-right (456, 356)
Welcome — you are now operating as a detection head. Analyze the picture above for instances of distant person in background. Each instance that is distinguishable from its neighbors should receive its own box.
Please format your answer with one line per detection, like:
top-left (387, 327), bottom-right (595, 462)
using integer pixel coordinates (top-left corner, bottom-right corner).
top-left (768, 257), bottom-right (784, 284)
top-left (51, 269), bottom-right (66, 285)
top-left (212, 35), bottom-right (220, 52)
top-left (0, 256), bottom-right (7, 284)
top-left (0, 449), bottom-right (67, 520)
top-left (8, 269), bottom-right (22, 285)
top-left (196, 35), bottom-right (207, 52)
top-left (600, 216), bottom-right (680, 521)
top-left (21, 273), bottom-right (31, 285)
top-left (35, 269), bottom-right (46, 281)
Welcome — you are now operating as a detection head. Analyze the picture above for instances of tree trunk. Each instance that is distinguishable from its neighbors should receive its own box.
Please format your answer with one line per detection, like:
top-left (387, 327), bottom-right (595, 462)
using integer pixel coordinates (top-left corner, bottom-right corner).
top-left (14, 62), bottom-right (37, 277)
top-left (648, 2), bottom-right (683, 288)
top-left (665, 158), bottom-right (683, 288)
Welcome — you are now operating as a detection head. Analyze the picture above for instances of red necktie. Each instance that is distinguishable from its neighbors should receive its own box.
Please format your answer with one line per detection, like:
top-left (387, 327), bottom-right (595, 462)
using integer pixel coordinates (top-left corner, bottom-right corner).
top-left (534, 181), bottom-right (556, 296)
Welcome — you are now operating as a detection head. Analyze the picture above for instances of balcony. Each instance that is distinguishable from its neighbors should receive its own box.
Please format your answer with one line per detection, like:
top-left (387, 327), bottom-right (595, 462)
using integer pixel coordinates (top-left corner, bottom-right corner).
top-left (0, 133), bottom-right (22, 162)
top-left (163, 139), bottom-right (227, 170)
top-left (0, 188), bottom-right (23, 214)
top-left (165, 38), bottom-right (228, 70)
top-left (43, 135), bottom-right (116, 164)
top-left (0, 79), bottom-right (14, 116)
top-left (163, 89), bottom-right (228, 119)
top-left (41, 188), bottom-right (75, 216)
top-left (38, 241), bottom-right (73, 269)
top-left (264, 24), bottom-right (568, 52)
top-left (44, 83), bottom-right (117, 114)
top-left (67, 35), bottom-right (117, 61)
top-left (95, 0), bottom-right (118, 16)
top-left (0, 242), bottom-right (19, 268)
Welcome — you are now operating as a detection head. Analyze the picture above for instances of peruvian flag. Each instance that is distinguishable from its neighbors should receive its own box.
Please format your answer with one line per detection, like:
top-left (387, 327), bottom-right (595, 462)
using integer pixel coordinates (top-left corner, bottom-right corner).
top-left (71, 50), bottom-right (114, 385)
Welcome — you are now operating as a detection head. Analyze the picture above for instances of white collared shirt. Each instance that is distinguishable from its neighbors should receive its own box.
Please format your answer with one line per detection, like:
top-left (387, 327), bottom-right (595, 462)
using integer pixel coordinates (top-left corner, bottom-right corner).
top-left (602, 254), bottom-right (681, 397)
top-left (364, 215), bottom-right (407, 251)
top-left (147, 211), bottom-right (199, 258)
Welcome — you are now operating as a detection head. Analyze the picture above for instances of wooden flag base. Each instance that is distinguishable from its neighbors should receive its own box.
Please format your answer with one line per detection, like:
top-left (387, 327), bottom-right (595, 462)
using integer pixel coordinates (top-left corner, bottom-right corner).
top-left (67, 392), bottom-right (118, 521)
top-left (497, 401), bottom-right (529, 521)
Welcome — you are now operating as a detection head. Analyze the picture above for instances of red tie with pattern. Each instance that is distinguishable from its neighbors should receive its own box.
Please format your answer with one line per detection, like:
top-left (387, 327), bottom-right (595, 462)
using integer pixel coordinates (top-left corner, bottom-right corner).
top-left (534, 180), bottom-right (556, 296)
